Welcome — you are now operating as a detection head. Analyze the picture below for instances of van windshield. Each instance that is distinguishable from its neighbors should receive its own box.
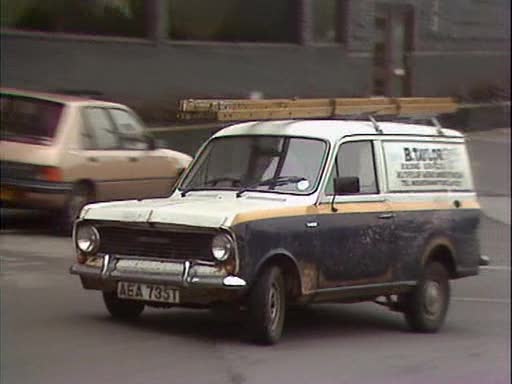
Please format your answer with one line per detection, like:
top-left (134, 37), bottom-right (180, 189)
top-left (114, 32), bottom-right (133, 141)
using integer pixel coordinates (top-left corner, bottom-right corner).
top-left (180, 135), bottom-right (327, 195)
top-left (0, 94), bottom-right (64, 145)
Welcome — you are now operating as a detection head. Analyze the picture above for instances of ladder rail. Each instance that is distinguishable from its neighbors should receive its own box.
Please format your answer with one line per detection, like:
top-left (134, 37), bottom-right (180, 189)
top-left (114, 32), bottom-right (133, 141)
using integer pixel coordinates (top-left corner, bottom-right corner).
top-left (178, 97), bottom-right (458, 122)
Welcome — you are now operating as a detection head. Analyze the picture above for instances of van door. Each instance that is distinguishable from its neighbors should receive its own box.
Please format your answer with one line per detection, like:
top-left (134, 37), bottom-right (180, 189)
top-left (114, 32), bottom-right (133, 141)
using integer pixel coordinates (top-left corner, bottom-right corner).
top-left (380, 139), bottom-right (478, 281)
top-left (315, 140), bottom-right (396, 289)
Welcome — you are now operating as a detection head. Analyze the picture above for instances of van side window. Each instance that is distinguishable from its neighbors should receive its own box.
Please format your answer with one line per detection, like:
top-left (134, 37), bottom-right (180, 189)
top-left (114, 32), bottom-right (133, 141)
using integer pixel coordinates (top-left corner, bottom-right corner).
top-left (82, 108), bottom-right (119, 150)
top-left (382, 141), bottom-right (473, 192)
top-left (326, 141), bottom-right (378, 195)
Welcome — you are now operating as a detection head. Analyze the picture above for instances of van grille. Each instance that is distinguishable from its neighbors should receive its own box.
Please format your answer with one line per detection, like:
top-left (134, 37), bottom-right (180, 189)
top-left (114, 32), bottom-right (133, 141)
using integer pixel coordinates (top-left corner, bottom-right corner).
top-left (97, 226), bottom-right (214, 261)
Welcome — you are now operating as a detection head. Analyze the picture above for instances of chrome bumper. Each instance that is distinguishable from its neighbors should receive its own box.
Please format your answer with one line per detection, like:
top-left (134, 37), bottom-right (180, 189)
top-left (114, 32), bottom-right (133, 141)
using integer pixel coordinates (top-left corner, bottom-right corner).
top-left (1, 178), bottom-right (73, 194)
top-left (1, 178), bottom-right (71, 209)
top-left (69, 255), bottom-right (247, 289)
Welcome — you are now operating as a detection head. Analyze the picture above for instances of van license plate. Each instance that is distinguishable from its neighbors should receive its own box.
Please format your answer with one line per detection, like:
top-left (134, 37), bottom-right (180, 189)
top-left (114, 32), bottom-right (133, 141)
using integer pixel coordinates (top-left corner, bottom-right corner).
top-left (117, 281), bottom-right (180, 304)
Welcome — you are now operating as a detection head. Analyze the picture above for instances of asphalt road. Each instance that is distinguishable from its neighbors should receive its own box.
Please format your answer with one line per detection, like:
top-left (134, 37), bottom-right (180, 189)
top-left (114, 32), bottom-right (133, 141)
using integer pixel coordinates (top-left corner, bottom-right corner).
top-left (1, 128), bottom-right (510, 384)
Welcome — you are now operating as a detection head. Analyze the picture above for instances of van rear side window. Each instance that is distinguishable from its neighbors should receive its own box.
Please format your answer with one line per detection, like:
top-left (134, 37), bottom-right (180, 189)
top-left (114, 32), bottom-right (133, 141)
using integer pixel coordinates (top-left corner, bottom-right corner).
top-left (382, 141), bottom-right (473, 192)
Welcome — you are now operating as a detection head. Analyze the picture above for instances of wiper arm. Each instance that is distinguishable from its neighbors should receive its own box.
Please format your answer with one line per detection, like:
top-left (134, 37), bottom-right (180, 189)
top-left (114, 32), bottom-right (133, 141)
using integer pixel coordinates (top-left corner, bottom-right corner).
top-left (236, 176), bottom-right (307, 198)
top-left (180, 187), bottom-right (211, 197)
top-left (235, 187), bottom-right (251, 198)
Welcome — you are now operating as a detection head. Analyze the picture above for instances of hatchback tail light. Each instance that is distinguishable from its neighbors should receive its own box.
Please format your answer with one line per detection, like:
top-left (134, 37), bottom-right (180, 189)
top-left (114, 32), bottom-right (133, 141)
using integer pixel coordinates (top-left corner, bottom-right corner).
top-left (39, 167), bottom-right (62, 182)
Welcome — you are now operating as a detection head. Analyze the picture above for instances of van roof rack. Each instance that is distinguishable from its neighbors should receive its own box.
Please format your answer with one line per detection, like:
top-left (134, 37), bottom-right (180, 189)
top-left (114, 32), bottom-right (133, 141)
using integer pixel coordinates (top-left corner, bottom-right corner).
top-left (178, 97), bottom-right (457, 135)
top-left (367, 115), bottom-right (382, 134)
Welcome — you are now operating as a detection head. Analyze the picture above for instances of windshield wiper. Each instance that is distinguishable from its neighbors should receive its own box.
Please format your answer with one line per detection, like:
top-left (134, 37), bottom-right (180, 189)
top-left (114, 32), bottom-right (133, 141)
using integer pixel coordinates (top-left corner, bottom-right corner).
top-left (180, 187), bottom-right (212, 197)
top-left (236, 176), bottom-right (307, 198)
top-left (182, 176), bottom-right (243, 197)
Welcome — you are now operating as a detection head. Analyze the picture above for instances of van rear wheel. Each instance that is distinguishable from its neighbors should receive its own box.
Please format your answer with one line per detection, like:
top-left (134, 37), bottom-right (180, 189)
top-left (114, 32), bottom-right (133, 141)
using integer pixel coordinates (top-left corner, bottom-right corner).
top-left (402, 262), bottom-right (450, 333)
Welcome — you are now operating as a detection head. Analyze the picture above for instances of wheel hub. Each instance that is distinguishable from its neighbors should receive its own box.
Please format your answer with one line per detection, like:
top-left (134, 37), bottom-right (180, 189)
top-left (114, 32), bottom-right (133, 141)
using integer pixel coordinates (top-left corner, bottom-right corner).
top-left (424, 280), bottom-right (443, 317)
top-left (269, 282), bottom-right (281, 329)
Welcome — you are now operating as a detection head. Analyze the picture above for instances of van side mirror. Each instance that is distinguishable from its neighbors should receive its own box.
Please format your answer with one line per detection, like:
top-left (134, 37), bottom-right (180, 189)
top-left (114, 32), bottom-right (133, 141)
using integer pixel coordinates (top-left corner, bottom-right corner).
top-left (334, 177), bottom-right (360, 195)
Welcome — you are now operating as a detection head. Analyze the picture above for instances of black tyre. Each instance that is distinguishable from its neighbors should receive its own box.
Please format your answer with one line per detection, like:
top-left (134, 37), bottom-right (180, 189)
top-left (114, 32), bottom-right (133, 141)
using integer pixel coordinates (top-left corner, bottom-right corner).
top-left (61, 183), bottom-right (93, 233)
top-left (246, 266), bottom-right (286, 345)
top-left (210, 303), bottom-right (241, 319)
top-left (102, 292), bottom-right (145, 320)
top-left (402, 262), bottom-right (450, 333)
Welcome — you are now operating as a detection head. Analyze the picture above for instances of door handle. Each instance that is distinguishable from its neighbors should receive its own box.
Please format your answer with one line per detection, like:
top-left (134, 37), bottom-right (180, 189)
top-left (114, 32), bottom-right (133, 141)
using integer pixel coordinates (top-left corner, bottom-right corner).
top-left (378, 213), bottom-right (395, 219)
top-left (87, 157), bottom-right (99, 163)
top-left (128, 157), bottom-right (139, 162)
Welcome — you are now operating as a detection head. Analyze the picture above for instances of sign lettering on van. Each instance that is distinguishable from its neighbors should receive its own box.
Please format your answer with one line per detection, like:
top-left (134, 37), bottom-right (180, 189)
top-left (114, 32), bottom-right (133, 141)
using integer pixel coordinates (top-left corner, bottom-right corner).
top-left (383, 142), bottom-right (472, 192)
top-left (403, 147), bottom-right (445, 162)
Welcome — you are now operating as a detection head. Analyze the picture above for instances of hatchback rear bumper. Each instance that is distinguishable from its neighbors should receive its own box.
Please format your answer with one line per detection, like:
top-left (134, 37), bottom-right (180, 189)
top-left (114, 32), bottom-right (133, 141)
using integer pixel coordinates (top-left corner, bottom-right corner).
top-left (1, 178), bottom-right (72, 209)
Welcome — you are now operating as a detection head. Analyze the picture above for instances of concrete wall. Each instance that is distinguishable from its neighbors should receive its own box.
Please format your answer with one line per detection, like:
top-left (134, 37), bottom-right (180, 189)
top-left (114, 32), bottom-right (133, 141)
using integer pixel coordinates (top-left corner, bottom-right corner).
top-left (411, 0), bottom-right (510, 97)
top-left (1, 0), bottom-right (509, 123)
top-left (0, 33), bottom-right (372, 120)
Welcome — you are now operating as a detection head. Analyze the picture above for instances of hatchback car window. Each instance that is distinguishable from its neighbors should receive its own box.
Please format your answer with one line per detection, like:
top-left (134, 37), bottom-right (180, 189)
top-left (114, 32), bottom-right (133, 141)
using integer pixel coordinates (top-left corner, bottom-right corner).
top-left (83, 108), bottom-right (119, 150)
top-left (181, 136), bottom-right (326, 194)
top-left (326, 141), bottom-right (378, 194)
top-left (109, 109), bottom-right (146, 150)
top-left (0, 94), bottom-right (63, 145)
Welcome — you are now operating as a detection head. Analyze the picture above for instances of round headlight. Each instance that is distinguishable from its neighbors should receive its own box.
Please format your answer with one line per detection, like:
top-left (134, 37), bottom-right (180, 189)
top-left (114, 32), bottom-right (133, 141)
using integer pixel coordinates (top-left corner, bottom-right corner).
top-left (211, 233), bottom-right (233, 261)
top-left (76, 224), bottom-right (100, 254)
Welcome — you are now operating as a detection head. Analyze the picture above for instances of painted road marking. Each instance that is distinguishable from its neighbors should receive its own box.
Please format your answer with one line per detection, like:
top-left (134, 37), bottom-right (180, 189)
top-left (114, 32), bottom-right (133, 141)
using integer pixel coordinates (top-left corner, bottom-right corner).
top-left (453, 297), bottom-right (510, 304)
top-left (481, 265), bottom-right (511, 271)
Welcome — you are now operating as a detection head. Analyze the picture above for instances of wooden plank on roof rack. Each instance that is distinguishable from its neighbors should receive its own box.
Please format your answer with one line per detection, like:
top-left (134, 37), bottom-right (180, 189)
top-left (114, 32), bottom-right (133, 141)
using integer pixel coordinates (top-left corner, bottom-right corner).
top-left (180, 98), bottom-right (341, 111)
top-left (178, 97), bottom-right (458, 121)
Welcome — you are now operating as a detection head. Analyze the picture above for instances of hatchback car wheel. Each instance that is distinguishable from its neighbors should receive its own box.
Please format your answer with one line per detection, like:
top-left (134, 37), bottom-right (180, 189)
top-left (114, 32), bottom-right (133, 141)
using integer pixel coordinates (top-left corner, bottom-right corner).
top-left (62, 183), bottom-right (93, 232)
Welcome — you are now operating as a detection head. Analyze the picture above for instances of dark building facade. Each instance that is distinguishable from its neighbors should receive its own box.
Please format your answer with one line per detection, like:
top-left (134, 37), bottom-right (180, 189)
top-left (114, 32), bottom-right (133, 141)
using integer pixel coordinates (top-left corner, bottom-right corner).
top-left (1, 0), bottom-right (510, 121)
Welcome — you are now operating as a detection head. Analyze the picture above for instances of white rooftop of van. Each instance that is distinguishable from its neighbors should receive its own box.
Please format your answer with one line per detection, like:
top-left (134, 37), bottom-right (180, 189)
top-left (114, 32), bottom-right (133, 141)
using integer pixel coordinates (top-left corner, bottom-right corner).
top-left (215, 120), bottom-right (464, 143)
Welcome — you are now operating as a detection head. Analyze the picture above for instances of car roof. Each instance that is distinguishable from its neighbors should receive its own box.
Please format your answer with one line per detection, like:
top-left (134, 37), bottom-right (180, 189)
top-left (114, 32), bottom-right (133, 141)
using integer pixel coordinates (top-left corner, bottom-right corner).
top-left (214, 120), bottom-right (464, 142)
top-left (0, 87), bottom-right (124, 108)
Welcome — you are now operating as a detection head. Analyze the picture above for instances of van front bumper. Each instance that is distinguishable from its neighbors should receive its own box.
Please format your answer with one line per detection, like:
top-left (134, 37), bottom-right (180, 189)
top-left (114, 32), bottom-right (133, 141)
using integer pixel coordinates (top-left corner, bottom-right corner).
top-left (70, 255), bottom-right (247, 305)
top-left (1, 178), bottom-right (72, 209)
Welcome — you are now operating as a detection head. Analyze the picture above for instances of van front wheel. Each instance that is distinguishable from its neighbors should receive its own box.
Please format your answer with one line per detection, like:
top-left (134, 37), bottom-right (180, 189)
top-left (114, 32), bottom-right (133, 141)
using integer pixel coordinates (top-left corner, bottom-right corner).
top-left (103, 292), bottom-right (145, 320)
top-left (246, 266), bottom-right (286, 345)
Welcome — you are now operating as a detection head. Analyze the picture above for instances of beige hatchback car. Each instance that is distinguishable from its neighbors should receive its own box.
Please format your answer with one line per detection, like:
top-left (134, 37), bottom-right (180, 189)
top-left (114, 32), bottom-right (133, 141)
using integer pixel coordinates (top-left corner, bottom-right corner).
top-left (0, 88), bottom-right (192, 229)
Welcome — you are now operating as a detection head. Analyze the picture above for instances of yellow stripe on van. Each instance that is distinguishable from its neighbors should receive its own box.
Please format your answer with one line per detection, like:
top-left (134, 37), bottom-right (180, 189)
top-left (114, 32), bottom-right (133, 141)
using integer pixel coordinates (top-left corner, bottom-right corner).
top-left (315, 201), bottom-right (389, 215)
top-left (233, 206), bottom-right (319, 225)
top-left (231, 199), bottom-right (480, 226)
top-left (388, 200), bottom-right (480, 212)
